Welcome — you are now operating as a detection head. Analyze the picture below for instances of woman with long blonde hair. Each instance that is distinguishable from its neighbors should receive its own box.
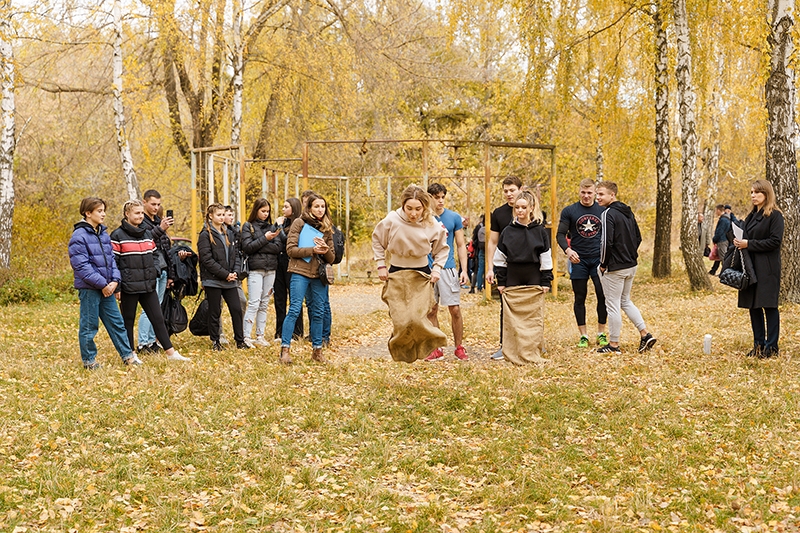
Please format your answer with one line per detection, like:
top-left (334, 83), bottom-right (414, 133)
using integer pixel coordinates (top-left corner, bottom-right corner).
top-left (733, 179), bottom-right (784, 358)
top-left (372, 185), bottom-right (449, 362)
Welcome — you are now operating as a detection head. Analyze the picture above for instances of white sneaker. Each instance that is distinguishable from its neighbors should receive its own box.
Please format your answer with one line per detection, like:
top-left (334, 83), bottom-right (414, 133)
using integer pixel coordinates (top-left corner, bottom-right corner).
top-left (253, 336), bottom-right (269, 347)
top-left (167, 351), bottom-right (191, 362)
top-left (219, 334), bottom-right (230, 345)
top-left (490, 349), bottom-right (505, 361)
top-left (124, 354), bottom-right (144, 366)
top-left (242, 338), bottom-right (254, 348)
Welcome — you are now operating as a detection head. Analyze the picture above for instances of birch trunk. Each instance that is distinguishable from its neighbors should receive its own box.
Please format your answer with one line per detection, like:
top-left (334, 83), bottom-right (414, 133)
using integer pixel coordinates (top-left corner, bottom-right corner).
top-left (651, 2), bottom-right (672, 279)
top-left (703, 49), bottom-right (722, 228)
top-left (231, 0), bottom-right (243, 147)
top-left (595, 125), bottom-right (605, 182)
top-left (766, 0), bottom-right (800, 302)
top-left (113, 0), bottom-right (139, 201)
top-left (673, 0), bottom-right (712, 290)
top-left (0, 9), bottom-right (15, 270)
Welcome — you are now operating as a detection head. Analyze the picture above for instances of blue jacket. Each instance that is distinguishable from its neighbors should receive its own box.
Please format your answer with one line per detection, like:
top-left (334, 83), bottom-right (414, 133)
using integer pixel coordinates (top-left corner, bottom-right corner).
top-left (69, 221), bottom-right (121, 290)
top-left (713, 214), bottom-right (731, 244)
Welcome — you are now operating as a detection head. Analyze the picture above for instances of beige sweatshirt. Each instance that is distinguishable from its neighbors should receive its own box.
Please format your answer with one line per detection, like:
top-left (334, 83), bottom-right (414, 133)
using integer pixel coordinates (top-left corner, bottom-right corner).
top-left (371, 208), bottom-right (449, 272)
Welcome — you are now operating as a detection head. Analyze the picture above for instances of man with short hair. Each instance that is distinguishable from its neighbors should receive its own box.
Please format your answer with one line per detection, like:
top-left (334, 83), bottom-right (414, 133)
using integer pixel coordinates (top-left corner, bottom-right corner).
top-left (425, 183), bottom-right (470, 361)
top-left (137, 189), bottom-right (175, 353)
top-left (595, 181), bottom-right (656, 354)
top-left (485, 176), bottom-right (523, 361)
top-left (557, 179), bottom-right (608, 348)
top-left (709, 204), bottom-right (731, 276)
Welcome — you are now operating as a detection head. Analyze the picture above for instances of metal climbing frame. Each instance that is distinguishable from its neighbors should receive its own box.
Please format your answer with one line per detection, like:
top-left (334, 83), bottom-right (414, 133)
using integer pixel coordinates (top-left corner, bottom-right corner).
top-left (300, 139), bottom-right (558, 297)
top-left (190, 145), bottom-right (245, 251)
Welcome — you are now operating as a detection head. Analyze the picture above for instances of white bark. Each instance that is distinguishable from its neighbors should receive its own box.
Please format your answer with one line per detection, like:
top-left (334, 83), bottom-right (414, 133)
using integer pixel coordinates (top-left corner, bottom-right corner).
top-left (113, 0), bottom-right (140, 201)
top-left (0, 9), bottom-right (15, 270)
top-left (231, 0), bottom-right (244, 147)
top-left (673, 0), bottom-right (712, 290)
top-left (766, 0), bottom-right (800, 302)
top-left (652, 1), bottom-right (672, 278)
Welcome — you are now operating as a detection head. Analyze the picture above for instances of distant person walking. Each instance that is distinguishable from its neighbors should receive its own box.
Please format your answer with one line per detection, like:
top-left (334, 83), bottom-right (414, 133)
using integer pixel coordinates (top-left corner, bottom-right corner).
top-left (734, 180), bottom-right (784, 359)
top-left (595, 181), bottom-right (657, 354)
top-left (68, 197), bottom-right (139, 369)
top-left (110, 200), bottom-right (189, 362)
top-left (556, 178), bottom-right (608, 348)
top-left (709, 204), bottom-right (731, 276)
top-left (470, 215), bottom-right (486, 293)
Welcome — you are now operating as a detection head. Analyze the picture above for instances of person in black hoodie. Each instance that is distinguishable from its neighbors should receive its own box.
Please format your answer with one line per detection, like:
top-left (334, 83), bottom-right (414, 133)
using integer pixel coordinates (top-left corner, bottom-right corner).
top-left (596, 181), bottom-right (657, 354)
top-left (111, 200), bottom-right (190, 362)
top-left (198, 203), bottom-right (250, 351)
top-left (241, 198), bottom-right (283, 346)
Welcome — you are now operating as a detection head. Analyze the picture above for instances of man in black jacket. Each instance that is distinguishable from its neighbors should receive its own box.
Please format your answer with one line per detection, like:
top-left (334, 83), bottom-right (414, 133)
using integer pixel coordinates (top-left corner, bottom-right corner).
top-left (596, 181), bottom-right (657, 354)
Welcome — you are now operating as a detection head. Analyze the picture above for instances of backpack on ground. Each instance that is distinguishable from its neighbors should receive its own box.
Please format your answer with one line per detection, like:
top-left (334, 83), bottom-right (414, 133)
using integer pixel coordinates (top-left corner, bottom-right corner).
top-left (189, 292), bottom-right (210, 336)
top-left (162, 288), bottom-right (188, 335)
top-left (331, 225), bottom-right (345, 265)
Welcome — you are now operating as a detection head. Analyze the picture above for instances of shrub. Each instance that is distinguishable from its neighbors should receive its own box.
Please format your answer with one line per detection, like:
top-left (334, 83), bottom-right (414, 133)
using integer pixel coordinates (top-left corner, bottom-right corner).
top-left (0, 271), bottom-right (76, 306)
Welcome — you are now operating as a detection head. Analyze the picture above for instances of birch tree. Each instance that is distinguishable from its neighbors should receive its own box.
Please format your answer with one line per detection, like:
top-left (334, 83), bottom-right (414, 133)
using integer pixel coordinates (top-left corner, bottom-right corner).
top-left (0, 5), bottom-right (15, 270)
top-left (651, 0), bottom-right (672, 278)
top-left (765, 0), bottom-right (800, 302)
top-left (113, 0), bottom-right (139, 201)
top-left (673, 0), bottom-right (712, 290)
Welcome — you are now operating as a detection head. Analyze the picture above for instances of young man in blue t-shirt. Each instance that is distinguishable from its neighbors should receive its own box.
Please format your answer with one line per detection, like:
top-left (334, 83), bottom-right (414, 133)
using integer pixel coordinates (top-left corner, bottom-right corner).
top-left (425, 183), bottom-right (470, 361)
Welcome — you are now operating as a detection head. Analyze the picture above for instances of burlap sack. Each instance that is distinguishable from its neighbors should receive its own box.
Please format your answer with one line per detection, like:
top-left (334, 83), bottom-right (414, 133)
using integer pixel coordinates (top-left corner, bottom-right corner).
top-left (501, 285), bottom-right (548, 365)
top-left (381, 269), bottom-right (447, 363)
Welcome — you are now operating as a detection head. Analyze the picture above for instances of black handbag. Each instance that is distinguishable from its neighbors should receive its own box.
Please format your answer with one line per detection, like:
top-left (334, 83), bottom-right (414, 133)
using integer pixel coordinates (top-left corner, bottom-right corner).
top-left (719, 248), bottom-right (749, 290)
top-left (317, 255), bottom-right (334, 286)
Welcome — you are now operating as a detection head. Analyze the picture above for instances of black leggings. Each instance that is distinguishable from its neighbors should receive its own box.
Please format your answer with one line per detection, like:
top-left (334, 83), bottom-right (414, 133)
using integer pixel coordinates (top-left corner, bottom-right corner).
top-left (206, 287), bottom-right (244, 343)
top-left (119, 291), bottom-right (173, 351)
top-left (572, 276), bottom-right (607, 327)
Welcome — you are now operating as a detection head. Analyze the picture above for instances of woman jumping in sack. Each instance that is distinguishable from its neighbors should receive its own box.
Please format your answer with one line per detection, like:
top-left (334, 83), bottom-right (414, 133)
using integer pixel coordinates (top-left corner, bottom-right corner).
top-left (733, 179), bottom-right (784, 359)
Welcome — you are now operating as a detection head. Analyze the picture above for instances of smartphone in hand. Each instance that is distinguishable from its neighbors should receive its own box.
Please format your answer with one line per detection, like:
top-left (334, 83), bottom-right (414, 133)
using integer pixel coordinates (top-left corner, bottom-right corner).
top-left (166, 209), bottom-right (174, 218)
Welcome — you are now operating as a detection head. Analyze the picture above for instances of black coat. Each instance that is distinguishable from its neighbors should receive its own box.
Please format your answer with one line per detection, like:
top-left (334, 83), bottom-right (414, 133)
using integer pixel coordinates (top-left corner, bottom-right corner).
top-left (241, 219), bottom-right (283, 271)
top-left (110, 220), bottom-right (159, 294)
top-left (738, 208), bottom-right (784, 309)
top-left (197, 225), bottom-right (244, 284)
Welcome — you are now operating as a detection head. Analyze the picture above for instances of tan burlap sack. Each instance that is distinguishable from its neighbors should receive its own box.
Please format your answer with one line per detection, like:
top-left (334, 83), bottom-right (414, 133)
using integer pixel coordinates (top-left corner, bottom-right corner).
top-left (501, 285), bottom-right (548, 365)
top-left (381, 269), bottom-right (447, 363)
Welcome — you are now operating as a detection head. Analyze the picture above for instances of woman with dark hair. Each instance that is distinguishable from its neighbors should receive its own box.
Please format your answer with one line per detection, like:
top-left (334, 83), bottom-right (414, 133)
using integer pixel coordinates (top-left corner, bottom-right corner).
top-left (279, 194), bottom-right (335, 364)
top-left (111, 200), bottom-right (189, 362)
top-left (241, 198), bottom-right (282, 346)
top-left (198, 203), bottom-right (249, 351)
top-left (68, 197), bottom-right (139, 369)
top-left (733, 179), bottom-right (785, 358)
top-left (274, 197), bottom-right (304, 342)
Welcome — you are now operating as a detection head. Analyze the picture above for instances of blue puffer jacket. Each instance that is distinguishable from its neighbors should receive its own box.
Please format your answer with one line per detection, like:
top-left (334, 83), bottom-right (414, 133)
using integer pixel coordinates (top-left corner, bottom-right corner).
top-left (69, 221), bottom-right (121, 290)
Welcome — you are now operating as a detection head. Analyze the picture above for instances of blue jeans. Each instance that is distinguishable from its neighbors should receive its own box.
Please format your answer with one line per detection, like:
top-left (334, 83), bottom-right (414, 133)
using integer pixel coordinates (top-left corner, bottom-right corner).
top-left (282, 274), bottom-right (328, 349)
top-left (476, 249), bottom-right (485, 291)
top-left (78, 289), bottom-right (134, 365)
top-left (137, 270), bottom-right (167, 347)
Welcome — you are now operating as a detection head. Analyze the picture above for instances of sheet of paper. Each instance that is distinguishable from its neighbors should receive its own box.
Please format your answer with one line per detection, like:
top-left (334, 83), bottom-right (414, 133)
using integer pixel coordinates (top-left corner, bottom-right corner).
top-left (732, 223), bottom-right (743, 240)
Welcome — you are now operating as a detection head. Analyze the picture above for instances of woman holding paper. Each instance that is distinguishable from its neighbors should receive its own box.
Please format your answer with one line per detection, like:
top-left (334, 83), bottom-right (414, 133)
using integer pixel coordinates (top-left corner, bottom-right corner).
top-left (733, 179), bottom-right (784, 359)
top-left (280, 193), bottom-right (335, 364)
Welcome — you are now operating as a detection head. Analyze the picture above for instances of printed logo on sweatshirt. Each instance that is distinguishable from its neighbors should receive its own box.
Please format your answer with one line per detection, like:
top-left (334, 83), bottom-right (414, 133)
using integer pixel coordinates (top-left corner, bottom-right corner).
top-left (576, 214), bottom-right (601, 239)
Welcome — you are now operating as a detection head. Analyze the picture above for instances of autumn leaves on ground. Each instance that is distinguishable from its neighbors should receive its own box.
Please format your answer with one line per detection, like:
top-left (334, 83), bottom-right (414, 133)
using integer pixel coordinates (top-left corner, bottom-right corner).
top-left (1, 267), bottom-right (800, 532)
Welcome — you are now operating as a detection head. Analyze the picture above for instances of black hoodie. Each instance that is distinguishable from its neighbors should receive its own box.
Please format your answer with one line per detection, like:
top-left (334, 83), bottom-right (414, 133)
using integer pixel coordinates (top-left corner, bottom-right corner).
top-left (599, 201), bottom-right (641, 272)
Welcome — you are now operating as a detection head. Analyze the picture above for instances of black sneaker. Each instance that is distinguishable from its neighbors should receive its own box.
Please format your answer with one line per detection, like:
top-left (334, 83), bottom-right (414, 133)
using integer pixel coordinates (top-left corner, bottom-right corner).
top-left (638, 334), bottom-right (657, 353)
top-left (757, 347), bottom-right (779, 359)
top-left (597, 345), bottom-right (621, 354)
top-left (211, 341), bottom-right (223, 352)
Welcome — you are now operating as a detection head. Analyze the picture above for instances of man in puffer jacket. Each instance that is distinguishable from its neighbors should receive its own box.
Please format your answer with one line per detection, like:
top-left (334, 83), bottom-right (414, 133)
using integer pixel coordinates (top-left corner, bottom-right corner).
top-left (68, 197), bottom-right (139, 369)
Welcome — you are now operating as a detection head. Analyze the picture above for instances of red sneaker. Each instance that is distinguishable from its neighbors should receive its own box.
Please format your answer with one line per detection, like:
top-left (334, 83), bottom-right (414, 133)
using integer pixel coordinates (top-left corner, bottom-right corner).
top-left (454, 345), bottom-right (468, 360)
top-left (424, 348), bottom-right (445, 362)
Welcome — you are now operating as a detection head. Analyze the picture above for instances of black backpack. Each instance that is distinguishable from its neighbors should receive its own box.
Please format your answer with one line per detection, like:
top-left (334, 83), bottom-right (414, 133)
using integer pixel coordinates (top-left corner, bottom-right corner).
top-left (331, 225), bottom-right (345, 265)
top-left (161, 289), bottom-right (188, 335)
top-left (189, 294), bottom-right (210, 336)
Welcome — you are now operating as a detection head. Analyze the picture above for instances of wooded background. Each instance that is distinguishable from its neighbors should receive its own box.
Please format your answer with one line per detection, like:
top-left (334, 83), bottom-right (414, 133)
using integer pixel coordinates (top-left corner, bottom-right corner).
top-left (0, 0), bottom-right (794, 297)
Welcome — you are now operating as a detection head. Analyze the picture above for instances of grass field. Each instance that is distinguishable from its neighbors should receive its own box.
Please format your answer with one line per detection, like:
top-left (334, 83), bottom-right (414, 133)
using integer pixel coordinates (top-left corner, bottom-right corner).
top-left (1, 268), bottom-right (800, 532)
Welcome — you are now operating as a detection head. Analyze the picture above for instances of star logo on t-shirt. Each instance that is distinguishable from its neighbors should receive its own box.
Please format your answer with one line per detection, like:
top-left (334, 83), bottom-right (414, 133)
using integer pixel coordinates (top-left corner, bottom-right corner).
top-left (576, 214), bottom-right (601, 238)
